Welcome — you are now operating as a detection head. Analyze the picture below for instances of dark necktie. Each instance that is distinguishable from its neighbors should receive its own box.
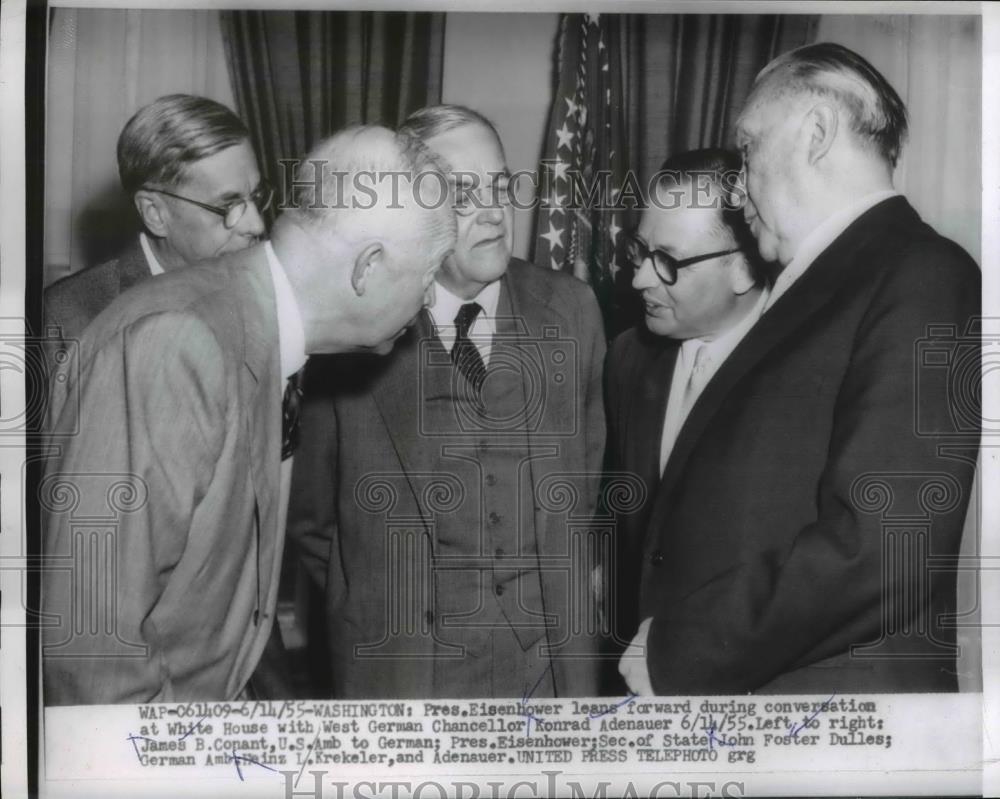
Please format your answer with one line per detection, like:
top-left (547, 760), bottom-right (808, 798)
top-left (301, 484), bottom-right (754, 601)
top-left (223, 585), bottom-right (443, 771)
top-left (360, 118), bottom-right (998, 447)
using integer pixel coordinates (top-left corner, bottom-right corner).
top-left (452, 302), bottom-right (487, 397)
top-left (281, 371), bottom-right (302, 461)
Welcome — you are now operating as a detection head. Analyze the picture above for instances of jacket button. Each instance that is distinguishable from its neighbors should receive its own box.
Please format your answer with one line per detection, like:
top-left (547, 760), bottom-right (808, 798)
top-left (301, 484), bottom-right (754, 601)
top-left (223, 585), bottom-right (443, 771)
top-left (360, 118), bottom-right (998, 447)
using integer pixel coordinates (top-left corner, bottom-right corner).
top-left (494, 547), bottom-right (505, 559)
top-left (488, 511), bottom-right (501, 525)
top-left (494, 583), bottom-right (505, 596)
top-left (650, 549), bottom-right (664, 566)
top-left (485, 473), bottom-right (497, 486)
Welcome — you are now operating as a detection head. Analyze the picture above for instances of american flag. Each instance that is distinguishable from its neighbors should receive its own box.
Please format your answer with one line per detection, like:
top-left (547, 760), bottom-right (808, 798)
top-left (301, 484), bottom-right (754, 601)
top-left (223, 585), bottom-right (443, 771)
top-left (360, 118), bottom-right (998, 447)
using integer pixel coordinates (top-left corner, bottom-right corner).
top-left (533, 14), bottom-right (630, 323)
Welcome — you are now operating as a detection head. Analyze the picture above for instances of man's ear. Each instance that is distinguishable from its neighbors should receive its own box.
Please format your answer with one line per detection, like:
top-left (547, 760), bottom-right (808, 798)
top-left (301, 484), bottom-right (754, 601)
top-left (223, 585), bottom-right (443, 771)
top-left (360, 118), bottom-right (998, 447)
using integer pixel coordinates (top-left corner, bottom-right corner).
top-left (134, 190), bottom-right (169, 237)
top-left (351, 241), bottom-right (384, 297)
top-left (729, 256), bottom-right (757, 296)
top-left (805, 103), bottom-right (838, 166)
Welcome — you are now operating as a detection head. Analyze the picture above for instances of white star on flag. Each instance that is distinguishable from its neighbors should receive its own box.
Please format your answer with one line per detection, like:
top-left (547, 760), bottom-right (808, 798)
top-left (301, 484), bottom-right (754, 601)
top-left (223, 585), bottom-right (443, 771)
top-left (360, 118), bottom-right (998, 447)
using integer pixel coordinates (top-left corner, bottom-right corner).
top-left (565, 96), bottom-right (580, 117)
top-left (541, 221), bottom-right (564, 251)
top-left (552, 159), bottom-right (570, 182)
top-left (608, 216), bottom-right (622, 243)
top-left (555, 123), bottom-right (574, 151)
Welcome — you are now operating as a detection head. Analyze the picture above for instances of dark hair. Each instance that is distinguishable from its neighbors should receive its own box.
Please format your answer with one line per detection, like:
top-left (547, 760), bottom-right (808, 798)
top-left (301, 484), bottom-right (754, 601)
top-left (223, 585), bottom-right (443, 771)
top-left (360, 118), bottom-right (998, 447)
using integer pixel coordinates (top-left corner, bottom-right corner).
top-left (117, 94), bottom-right (251, 195)
top-left (649, 147), bottom-right (765, 282)
top-left (399, 104), bottom-right (506, 162)
top-left (751, 42), bottom-right (908, 168)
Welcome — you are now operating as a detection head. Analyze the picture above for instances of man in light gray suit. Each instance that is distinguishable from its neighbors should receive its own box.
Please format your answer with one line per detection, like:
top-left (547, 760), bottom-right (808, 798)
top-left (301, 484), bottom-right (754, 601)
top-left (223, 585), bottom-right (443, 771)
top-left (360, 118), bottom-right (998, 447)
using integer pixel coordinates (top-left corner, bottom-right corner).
top-left (42, 126), bottom-right (455, 704)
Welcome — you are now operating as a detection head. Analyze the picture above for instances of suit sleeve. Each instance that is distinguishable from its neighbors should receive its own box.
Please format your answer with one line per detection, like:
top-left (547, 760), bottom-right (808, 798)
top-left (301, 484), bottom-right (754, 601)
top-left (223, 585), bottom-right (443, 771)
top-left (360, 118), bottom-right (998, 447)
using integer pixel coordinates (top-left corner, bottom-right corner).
top-left (645, 244), bottom-right (981, 694)
top-left (286, 369), bottom-right (339, 591)
top-left (42, 312), bottom-right (226, 705)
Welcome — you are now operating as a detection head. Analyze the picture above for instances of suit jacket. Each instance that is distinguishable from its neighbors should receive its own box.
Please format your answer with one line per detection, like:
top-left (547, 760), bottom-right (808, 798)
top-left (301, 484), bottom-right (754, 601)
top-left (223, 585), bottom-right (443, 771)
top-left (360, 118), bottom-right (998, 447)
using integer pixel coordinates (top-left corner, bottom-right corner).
top-left (607, 197), bottom-right (981, 694)
top-left (288, 258), bottom-right (606, 698)
top-left (43, 235), bottom-right (152, 341)
top-left (42, 245), bottom-right (284, 704)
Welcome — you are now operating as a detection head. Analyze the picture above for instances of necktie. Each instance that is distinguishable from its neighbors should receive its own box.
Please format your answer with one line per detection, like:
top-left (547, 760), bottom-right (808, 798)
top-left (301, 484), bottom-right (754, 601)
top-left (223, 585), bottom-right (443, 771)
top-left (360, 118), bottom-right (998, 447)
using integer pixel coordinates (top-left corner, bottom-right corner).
top-left (452, 302), bottom-right (487, 397)
top-left (682, 342), bottom-right (712, 413)
top-left (281, 372), bottom-right (302, 461)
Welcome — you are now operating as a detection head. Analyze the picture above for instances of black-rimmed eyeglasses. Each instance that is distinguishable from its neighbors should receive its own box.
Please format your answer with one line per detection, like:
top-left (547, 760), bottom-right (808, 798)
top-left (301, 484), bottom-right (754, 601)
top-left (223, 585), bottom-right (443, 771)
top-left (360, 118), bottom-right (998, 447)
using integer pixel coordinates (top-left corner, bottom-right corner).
top-left (625, 234), bottom-right (739, 285)
top-left (142, 180), bottom-right (275, 229)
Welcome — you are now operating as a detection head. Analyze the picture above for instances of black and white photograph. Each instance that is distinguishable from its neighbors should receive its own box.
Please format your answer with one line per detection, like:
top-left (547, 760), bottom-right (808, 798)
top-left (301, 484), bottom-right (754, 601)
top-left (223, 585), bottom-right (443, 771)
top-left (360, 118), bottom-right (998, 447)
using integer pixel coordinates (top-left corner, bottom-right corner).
top-left (0, 1), bottom-right (995, 797)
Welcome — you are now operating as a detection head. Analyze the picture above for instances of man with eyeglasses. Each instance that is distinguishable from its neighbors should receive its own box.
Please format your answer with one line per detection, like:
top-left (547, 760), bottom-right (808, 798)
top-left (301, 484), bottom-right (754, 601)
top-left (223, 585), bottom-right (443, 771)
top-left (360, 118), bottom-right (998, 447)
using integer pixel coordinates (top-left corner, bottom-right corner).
top-left (289, 104), bottom-right (606, 699)
top-left (43, 94), bottom-right (268, 341)
top-left (605, 148), bottom-right (768, 693)
top-left (615, 44), bottom-right (979, 697)
top-left (42, 126), bottom-right (455, 704)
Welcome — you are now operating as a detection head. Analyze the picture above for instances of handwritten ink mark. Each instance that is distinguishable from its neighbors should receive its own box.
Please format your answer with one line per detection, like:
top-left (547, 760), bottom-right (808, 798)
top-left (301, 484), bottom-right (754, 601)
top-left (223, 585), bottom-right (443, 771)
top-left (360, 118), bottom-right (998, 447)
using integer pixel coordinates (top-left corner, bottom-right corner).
top-left (178, 713), bottom-right (209, 741)
top-left (231, 752), bottom-right (278, 781)
top-left (293, 726), bottom-right (324, 789)
top-left (126, 733), bottom-right (156, 761)
top-left (789, 692), bottom-right (837, 738)
top-left (519, 663), bottom-right (552, 737)
top-left (707, 720), bottom-right (738, 750)
top-left (588, 692), bottom-right (638, 720)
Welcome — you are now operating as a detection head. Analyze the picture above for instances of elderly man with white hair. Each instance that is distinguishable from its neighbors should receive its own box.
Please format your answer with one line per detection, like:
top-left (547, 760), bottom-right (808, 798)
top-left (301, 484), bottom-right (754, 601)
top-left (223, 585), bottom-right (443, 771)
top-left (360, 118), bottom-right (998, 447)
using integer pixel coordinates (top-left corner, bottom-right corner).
top-left (617, 43), bottom-right (980, 696)
top-left (42, 126), bottom-right (455, 705)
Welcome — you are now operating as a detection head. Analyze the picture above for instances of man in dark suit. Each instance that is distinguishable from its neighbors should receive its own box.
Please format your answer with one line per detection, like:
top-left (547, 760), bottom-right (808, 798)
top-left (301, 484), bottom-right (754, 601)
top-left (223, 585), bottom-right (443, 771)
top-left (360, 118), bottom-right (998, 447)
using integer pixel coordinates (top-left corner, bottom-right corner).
top-left (289, 105), bottom-right (606, 699)
top-left (605, 148), bottom-right (768, 675)
top-left (42, 126), bottom-right (456, 704)
top-left (43, 94), bottom-right (267, 340)
top-left (614, 43), bottom-right (980, 695)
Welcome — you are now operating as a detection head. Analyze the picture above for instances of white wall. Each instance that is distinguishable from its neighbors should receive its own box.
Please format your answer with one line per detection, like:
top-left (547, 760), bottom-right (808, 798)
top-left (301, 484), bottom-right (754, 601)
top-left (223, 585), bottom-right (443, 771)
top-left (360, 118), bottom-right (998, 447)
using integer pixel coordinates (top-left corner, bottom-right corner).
top-left (441, 13), bottom-right (560, 262)
top-left (817, 14), bottom-right (982, 264)
top-left (45, 9), bottom-right (235, 284)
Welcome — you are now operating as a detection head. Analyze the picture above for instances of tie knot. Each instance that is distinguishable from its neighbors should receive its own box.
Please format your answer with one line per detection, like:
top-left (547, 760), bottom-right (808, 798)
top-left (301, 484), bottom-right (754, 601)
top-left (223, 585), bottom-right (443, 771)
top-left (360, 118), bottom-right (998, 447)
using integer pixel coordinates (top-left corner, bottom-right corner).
top-left (454, 302), bottom-right (483, 338)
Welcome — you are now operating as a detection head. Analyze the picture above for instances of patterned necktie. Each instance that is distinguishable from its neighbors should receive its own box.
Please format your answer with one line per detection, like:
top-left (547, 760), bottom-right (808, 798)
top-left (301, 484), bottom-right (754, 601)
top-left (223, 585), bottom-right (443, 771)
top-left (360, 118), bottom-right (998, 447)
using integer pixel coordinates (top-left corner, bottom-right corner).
top-left (682, 342), bottom-right (712, 413)
top-left (452, 302), bottom-right (487, 397)
top-left (281, 371), bottom-right (302, 461)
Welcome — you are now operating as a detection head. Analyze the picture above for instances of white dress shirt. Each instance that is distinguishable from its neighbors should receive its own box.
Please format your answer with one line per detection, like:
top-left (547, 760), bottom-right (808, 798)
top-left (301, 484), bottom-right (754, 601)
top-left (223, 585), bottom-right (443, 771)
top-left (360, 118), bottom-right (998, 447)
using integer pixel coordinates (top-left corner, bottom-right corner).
top-left (139, 232), bottom-right (166, 276)
top-left (765, 190), bottom-right (899, 312)
top-left (263, 242), bottom-right (307, 583)
top-left (427, 279), bottom-right (502, 366)
top-left (659, 287), bottom-right (770, 474)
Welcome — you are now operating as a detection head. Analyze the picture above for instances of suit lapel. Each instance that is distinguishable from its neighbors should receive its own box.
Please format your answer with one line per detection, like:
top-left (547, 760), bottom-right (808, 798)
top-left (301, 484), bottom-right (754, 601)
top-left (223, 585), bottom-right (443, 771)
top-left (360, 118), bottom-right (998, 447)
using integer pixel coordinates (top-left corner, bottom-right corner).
top-left (646, 197), bottom-right (907, 550)
top-left (501, 263), bottom-right (566, 556)
top-left (625, 335), bottom-right (678, 496)
top-left (234, 249), bottom-right (282, 566)
top-left (371, 312), bottom-right (437, 528)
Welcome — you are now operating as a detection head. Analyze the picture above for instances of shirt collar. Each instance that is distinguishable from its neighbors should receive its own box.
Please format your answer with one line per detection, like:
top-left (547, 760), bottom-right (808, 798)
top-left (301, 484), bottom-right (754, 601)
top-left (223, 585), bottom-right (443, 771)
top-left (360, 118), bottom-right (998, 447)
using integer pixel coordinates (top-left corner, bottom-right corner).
top-left (139, 232), bottom-right (166, 276)
top-left (776, 190), bottom-right (899, 294)
top-left (428, 277), bottom-right (502, 331)
top-left (681, 285), bottom-right (771, 367)
top-left (264, 241), bottom-right (307, 381)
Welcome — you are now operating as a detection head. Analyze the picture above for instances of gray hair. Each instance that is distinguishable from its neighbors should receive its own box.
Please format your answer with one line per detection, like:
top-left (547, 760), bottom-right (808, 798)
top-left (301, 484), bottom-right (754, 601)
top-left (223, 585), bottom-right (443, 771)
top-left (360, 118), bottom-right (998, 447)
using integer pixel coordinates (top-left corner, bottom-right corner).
top-left (399, 104), bottom-right (506, 162)
top-left (749, 42), bottom-right (908, 168)
top-left (117, 94), bottom-right (250, 195)
top-left (284, 125), bottom-right (454, 244)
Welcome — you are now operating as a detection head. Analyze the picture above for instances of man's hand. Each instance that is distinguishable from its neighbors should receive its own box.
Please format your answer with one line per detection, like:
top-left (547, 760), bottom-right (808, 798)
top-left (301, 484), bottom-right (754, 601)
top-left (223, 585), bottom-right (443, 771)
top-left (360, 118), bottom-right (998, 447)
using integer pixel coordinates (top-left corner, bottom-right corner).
top-left (618, 617), bottom-right (654, 695)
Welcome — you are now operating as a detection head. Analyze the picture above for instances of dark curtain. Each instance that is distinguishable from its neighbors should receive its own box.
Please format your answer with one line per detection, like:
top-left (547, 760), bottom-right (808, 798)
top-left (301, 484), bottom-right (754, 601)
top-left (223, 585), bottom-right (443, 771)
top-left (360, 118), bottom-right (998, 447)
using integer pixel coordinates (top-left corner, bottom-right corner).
top-left (533, 13), bottom-right (817, 336)
top-left (623, 14), bottom-right (818, 188)
top-left (221, 11), bottom-right (445, 205)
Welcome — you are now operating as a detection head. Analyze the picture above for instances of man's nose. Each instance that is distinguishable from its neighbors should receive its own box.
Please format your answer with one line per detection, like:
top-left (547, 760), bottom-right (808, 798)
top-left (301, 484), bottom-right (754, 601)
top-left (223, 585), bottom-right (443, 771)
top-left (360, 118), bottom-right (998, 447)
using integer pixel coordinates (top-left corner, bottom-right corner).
top-left (476, 203), bottom-right (505, 225)
top-left (631, 256), bottom-right (659, 290)
top-left (237, 202), bottom-right (267, 238)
